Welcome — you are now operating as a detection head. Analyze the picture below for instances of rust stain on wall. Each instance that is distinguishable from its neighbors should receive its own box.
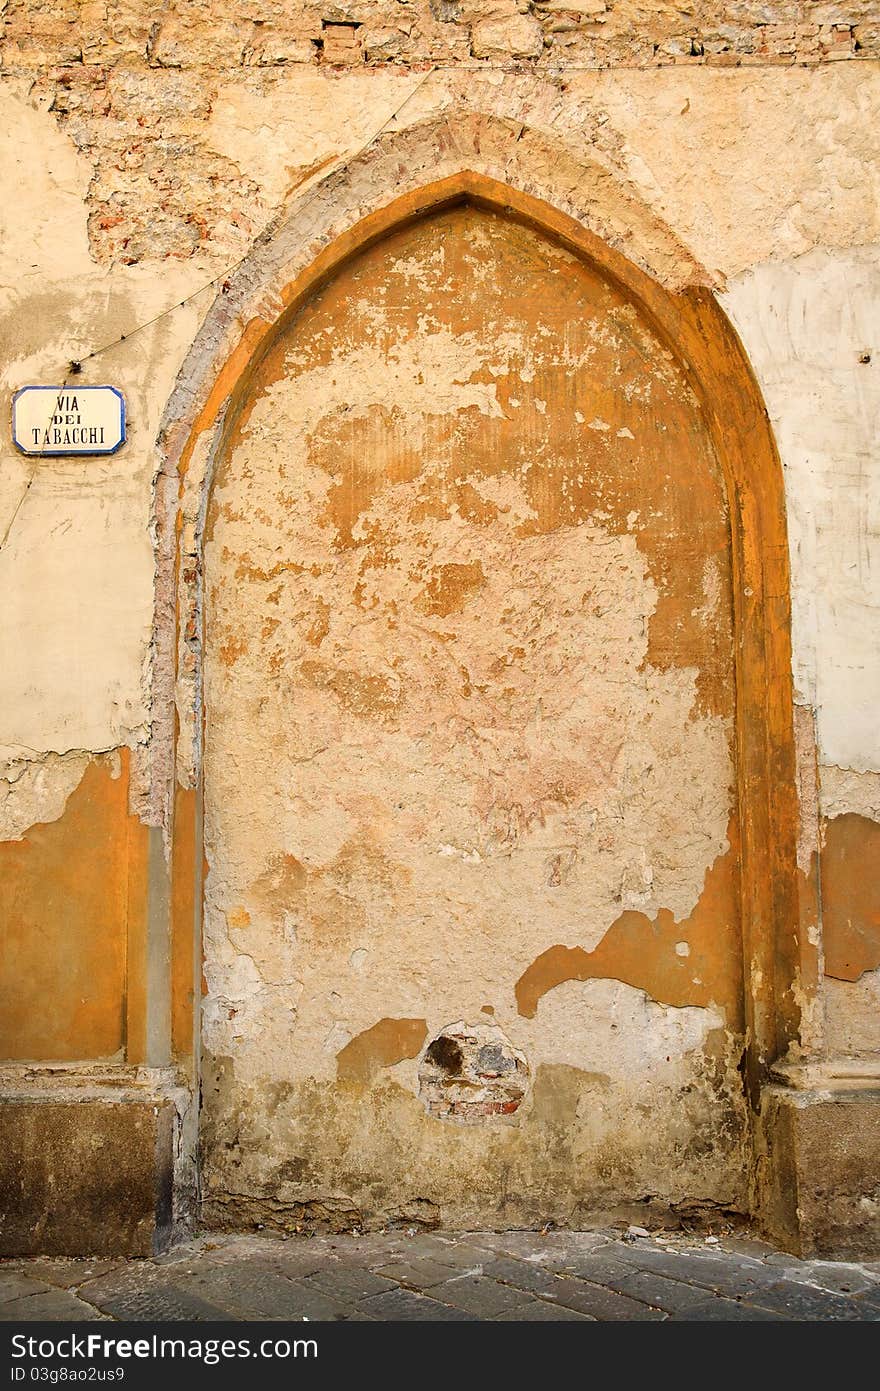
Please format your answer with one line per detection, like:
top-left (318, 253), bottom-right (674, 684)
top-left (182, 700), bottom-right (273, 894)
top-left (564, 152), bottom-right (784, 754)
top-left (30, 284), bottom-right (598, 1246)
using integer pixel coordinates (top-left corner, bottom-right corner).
top-left (822, 813), bottom-right (880, 982)
top-left (0, 751), bottom-right (147, 1062)
top-left (336, 1018), bottom-right (428, 1083)
top-left (515, 834), bottom-right (742, 1022)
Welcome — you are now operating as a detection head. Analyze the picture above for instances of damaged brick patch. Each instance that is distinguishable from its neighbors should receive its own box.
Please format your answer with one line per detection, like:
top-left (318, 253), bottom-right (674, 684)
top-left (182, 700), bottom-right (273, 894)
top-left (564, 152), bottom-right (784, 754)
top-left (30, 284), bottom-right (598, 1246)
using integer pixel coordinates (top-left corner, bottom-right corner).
top-left (419, 1021), bottom-right (529, 1121)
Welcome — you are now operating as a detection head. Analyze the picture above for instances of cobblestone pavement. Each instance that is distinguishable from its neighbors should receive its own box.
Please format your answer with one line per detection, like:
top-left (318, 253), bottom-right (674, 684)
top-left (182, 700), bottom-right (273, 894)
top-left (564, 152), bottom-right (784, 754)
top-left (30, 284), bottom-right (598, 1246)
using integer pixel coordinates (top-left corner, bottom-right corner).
top-left (3, 1228), bottom-right (880, 1322)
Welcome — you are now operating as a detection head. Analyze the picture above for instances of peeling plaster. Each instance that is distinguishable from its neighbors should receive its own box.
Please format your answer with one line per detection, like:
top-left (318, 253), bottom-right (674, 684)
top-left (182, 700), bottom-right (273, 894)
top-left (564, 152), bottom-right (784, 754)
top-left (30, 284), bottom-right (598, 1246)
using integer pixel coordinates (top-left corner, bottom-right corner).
top-left (820, 765), bottom-right (880, 823)
top-left (722, 247), bottom-right (880, 774)
top-left (0, 83), bottom-right (211, 774)
top-left (822, 814), bottom-right (880, 982)
top-left (514, 977), bottom-right (726, 1081)
top-left (0, 753), bottom-right (146, 1063)
top-left (2, 67), bottom-right (878, 798)
top-left (198, 199), bottom-right (746, 1220)
top-left (0, 750), bottom-right (97, 842)
top-left (337, 1018), bottom-right (428, 1084)
top-left (825, 972), bottom-right (880, 1060)
top-left (1, 33), bottom-right (878, 1229)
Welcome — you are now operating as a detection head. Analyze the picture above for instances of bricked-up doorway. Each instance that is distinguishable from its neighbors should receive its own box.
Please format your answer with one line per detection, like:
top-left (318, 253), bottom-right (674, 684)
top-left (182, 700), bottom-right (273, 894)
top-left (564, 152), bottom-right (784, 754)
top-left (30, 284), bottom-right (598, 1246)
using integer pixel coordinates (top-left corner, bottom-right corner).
top-left (159, 160), bottom-right (802, 1232)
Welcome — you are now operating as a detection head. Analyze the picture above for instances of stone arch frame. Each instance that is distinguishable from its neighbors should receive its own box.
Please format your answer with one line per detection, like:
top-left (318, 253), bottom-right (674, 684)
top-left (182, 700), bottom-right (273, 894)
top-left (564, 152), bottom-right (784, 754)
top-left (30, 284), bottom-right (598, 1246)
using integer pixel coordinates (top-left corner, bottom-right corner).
top-left (150, 111), bottom-right (804, 1106)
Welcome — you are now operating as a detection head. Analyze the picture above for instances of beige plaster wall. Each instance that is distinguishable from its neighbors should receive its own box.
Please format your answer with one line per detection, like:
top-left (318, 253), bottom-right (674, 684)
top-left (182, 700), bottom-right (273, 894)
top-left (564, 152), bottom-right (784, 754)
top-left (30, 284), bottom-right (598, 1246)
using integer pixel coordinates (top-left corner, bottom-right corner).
top-left (0, 28), bottom-right (877, 1084)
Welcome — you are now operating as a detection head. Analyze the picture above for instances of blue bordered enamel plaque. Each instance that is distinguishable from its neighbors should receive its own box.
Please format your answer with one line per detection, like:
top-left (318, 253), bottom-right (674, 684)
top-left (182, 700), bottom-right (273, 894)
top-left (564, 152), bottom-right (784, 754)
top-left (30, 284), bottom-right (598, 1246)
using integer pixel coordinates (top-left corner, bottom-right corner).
top-left (12, 385), bottom-right (126, 456)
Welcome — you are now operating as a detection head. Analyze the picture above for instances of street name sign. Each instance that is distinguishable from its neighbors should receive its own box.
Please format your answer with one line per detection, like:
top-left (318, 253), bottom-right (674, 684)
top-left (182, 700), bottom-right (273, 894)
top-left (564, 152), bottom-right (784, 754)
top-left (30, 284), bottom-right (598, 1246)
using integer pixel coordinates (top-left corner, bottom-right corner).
top-left (12, 385), bottom-right (126, 456)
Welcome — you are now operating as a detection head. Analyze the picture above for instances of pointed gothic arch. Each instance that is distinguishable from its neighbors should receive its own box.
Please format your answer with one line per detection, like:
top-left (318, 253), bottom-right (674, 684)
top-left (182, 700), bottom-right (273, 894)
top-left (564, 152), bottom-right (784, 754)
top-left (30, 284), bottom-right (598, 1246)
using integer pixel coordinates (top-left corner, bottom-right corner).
top-left (150, 112), bottom-right (804, 1134)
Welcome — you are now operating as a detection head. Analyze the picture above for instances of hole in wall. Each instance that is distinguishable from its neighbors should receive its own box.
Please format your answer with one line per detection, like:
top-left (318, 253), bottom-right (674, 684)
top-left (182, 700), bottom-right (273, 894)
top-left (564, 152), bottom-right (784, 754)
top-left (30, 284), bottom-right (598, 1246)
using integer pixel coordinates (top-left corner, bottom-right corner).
top-left (418, 1020), bottom-right (530, 1122)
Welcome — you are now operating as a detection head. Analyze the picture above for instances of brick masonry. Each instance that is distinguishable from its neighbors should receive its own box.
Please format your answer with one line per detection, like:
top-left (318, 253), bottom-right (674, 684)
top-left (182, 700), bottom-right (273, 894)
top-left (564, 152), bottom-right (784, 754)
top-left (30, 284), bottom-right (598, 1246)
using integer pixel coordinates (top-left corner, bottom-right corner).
top-left (1, 3), bottom-right (875, 264)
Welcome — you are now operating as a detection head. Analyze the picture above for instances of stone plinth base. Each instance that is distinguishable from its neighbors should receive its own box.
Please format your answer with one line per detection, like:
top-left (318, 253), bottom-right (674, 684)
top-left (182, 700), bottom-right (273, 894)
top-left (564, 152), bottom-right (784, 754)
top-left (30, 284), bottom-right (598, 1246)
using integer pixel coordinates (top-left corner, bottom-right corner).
top-left (759, 1063), bottom-right (880, 1259)
top-left (0, 1066), bottom-right (193, 1257)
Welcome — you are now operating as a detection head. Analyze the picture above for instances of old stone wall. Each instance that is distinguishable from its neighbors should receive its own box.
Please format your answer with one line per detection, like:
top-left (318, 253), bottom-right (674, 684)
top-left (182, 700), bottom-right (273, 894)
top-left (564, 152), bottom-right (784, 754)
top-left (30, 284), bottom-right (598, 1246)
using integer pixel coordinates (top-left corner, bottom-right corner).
top-left (0, 2), bottom-right (878, 1239)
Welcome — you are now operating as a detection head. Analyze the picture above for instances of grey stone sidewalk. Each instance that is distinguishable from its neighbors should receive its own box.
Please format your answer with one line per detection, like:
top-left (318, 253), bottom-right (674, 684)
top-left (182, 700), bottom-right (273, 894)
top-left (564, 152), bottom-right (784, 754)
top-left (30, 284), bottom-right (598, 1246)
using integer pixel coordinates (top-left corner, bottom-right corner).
top-left (3, 1228), bottom-right (880, 1322)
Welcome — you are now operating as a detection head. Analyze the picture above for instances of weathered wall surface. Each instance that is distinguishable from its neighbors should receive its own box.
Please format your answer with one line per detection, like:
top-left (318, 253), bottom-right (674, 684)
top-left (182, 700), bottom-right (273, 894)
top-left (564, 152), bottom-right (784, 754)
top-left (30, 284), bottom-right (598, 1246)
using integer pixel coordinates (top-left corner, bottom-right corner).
top-left (200, 202), bottom-right (747, 1224)
top-left (0, 1), bottom-right (877, 1238)
top-left (722, 246), bottom-right (880, 1057)
top-left (0, 751), bottom-right (147, 1061)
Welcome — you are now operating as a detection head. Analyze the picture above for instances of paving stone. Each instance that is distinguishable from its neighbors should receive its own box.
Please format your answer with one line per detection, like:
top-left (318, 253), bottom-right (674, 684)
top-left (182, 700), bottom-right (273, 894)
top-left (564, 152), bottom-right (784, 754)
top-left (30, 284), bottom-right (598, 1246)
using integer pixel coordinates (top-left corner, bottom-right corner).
top-left (477, 1258), bottom-right (661, 1320)
top-left (855, 1283), bottom-right (880, 1310)
top-left (545, 1233), bottom-right (619, 1264)
top-left (673, 1298), bottom-right (789, 1322)
top-left (677, 1246), bottom-right (771, 1273)
top-left (260, 1280), bottom-right (356, 1321)
top-left (495, 1298), bottom-right (596, 1321)
top-left (760, 1251), bottom-right (805, 1266)
top-left (236, 1251), bottom-right (327, 1283)
top-left (785, 1262), bottom-right (876, 1295)
top-left (316, 1236), bottom-right (404, 1263)
top-left (76, 1280), bottom-right (234, 1322)
top-left (610, 1269), bottom-right (725, 1315)
top-left (479, 1230), bottom-right (611, 1260)
top-left (0, 1291), bottom-right (110, 1322)
top-left (0, 1271), bottom-right (54, 1301)
top-left (372, 1257), bottom-right (458, 1289)
top-left (425, 1274), bottom-right (525, 1317)
top-left (716, 1236), bottom-right (786, 1260)
top-left (359, 1287), bottom-right (476, 1320)
top-left (747, 1282), bottom-right (865, 1320)
top-left (385, 1233), bottom-right (463, 1257)
top-left (152, 1244), bottom-right (221, 1267)
top-left (299, 1267), bottom-right (396, 1301)
top-left (421, 1239), bottom-right (497, 1270)
top-left (457, 1255), bottom-right (662, 1320)
top-left (540, 1279), bottom-right (667, 1321)
top-left (480, 1255), bottom-right (580, 1299)
top-left (16, 1259), bottom-right (122, 1290)
top-left (617, 1247), bottom-right (781, 1298)
top-left (164, 1265), bottom-right (330, 1320)
top-left (545, 1251), bottom-right (649, 1285)
top-left (75, 1264), bottom-right (157, 1298)
top-left (6, 1229), bottom-right (880, 1323)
